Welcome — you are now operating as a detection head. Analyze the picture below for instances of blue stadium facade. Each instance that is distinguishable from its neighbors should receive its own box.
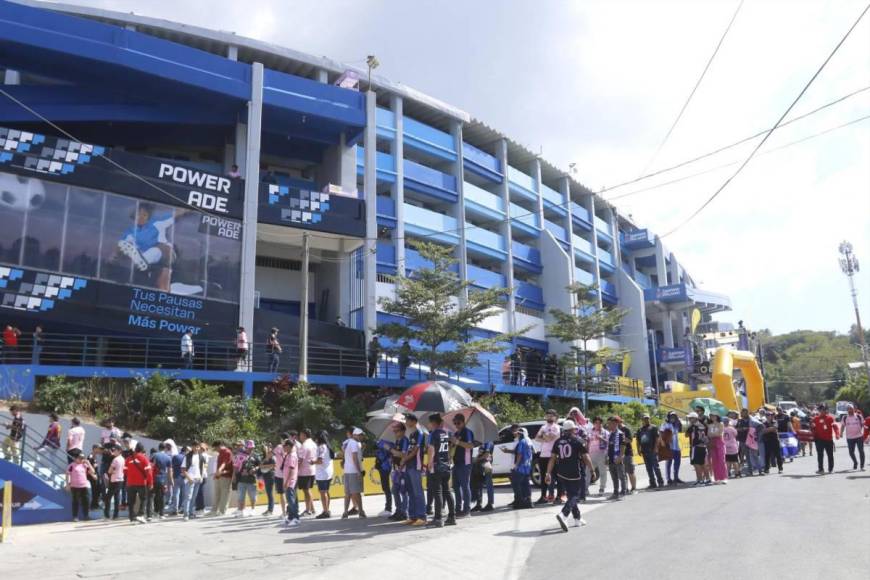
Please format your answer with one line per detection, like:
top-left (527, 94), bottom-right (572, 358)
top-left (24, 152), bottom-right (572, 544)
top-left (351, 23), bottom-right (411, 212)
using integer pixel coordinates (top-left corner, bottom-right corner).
top-left (0, 0), bottom-right (732, 403)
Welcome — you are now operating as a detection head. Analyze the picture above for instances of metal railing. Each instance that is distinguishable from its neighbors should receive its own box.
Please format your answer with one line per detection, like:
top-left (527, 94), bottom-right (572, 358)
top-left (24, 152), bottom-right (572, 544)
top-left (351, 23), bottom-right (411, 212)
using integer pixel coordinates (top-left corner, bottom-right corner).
top-left (2, 333), bottom-right (646, 398)
top-left (0, 412), bottom-right (68, 490)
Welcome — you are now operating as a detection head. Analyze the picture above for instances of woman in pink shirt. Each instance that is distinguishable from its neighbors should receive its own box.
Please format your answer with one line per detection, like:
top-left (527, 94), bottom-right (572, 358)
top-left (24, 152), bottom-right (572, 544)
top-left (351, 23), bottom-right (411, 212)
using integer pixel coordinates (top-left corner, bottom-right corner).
top-left (66, 452), bottom-right (95, 521)
top-left (841, 405), bottom-right (865, 470)
top-left (281, 439), bottom-right (300, 526)
top-left (723, 418), bottom-right (740, 478)
top-left (586, 417), bottom-right (609, 495)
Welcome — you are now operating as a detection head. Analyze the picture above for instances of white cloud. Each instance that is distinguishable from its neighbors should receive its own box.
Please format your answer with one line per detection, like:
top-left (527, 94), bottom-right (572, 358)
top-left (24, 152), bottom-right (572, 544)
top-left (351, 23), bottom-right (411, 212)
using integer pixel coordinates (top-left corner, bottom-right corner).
top-left (41, 0), bottom-right (870, 333)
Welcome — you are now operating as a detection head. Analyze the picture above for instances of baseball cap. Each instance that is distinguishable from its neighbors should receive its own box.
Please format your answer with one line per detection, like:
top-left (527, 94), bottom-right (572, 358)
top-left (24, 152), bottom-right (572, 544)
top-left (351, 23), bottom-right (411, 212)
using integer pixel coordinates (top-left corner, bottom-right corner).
top-left (687, 412), bottom-right (699, 419)
top-left (642, 414), bottom-right (651, 419)
top-left (561, 420), bottom-right (577, 431)
top-left (245, 439), bottom-right (255, 449)
top-left (352, 427), bottom-right (364, 436)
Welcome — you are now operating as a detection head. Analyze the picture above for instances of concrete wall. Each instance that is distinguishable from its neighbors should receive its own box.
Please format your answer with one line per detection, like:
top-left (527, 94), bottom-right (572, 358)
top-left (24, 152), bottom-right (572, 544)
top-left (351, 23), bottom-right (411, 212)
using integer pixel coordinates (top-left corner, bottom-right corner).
top-left (616, 267), bottom-right (651, 385)
top-left (540, 230), bottom-right (574, 356)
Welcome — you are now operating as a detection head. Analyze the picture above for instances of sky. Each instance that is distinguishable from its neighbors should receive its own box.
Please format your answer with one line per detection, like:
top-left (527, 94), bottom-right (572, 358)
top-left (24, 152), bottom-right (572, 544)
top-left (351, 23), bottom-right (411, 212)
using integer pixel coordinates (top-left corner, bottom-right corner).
top-left (48, 0), bottom-right (870, 335)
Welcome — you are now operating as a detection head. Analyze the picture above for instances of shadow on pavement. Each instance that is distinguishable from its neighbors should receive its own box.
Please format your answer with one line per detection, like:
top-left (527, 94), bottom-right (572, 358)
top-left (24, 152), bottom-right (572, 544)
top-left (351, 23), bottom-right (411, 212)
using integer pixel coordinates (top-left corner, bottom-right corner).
top-left (494, 528), bottom-right (564, 538)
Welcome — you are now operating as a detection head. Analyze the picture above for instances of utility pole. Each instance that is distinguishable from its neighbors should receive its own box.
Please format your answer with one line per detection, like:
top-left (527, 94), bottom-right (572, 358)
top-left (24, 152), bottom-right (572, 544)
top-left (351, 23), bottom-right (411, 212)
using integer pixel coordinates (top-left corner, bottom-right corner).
top-left (839, 241), bottom-right (870, 389)
top-left (299, 232), bottom-right (310, 382)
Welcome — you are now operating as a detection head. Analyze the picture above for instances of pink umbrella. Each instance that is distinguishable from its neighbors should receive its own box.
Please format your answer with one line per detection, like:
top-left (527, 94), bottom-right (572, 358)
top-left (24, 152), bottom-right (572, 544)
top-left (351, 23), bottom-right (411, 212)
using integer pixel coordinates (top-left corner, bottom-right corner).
top-left (442, 402), bottom-right (499, 442)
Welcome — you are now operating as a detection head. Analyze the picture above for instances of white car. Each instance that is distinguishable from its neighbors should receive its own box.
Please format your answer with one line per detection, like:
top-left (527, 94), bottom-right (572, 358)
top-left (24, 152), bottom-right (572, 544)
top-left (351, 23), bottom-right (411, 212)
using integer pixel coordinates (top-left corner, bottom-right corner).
top-left (491, 420), bottom-right (565, 485)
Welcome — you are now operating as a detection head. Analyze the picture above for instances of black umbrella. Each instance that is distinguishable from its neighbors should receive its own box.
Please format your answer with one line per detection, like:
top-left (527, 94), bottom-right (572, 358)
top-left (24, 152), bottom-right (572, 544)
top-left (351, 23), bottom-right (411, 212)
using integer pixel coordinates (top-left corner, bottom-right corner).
top-left (367, 395), bottom-right (400, 417)
top-left (395, 381), bottom-right (473, 414)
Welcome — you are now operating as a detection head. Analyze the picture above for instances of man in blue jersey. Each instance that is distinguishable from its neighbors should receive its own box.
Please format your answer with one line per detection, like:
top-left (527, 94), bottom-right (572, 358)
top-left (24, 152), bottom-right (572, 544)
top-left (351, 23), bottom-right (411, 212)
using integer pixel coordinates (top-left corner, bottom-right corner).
top-left (401, 414), bottom-right (427, 526)
top-left (606, 417), bottom-right (627, 500)
top-left (504, 424), bottom-right (533, 509)
top-left (450, 414), bottom-right (476, 517)
top-left (426, 414), bottom-right (457, 528)
top-left (117, 203), bottom-right (176, 292)
top-left (471, 440), bottom-right (495, 512)
top-left (546, 420), bottom-right (595, 531)
top-left (388, 422), bottom-right (409, 522)
top-left (374, 438), bottom-right (394, 517)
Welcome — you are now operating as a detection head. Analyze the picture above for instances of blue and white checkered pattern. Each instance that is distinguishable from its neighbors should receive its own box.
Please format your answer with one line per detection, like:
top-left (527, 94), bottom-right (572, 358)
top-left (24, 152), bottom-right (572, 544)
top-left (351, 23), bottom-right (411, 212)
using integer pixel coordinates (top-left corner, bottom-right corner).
top-left (0, 127), bottom-right (104, 175)
top-left (0, 267), bottom-right (88, 312)
top-left (267, 183), bottom-right (331, 225)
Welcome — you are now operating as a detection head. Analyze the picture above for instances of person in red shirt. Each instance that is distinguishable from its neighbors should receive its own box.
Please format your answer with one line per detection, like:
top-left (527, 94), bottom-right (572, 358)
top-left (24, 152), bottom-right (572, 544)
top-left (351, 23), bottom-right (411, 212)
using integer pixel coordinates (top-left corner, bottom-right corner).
top-left (811, 404), bottom-right (836, 474)
top-left (2, 324), bottom-right (21, 363)
top-left (125, 442), bottom-right (154, 524)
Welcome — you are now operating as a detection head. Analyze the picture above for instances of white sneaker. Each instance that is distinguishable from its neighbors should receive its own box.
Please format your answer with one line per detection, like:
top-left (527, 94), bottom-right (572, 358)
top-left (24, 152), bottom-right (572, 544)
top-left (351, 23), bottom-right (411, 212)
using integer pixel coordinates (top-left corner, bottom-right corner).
top-left (233, 510), bottom-right (244, 518)
top-left (378, 510), bottom-right (392, 517)
top-left (573, 518), bottom-right (587, 527)
top-left (555, 512), bottom-right (568, 532)
top-left (245, 509), bottom-right (254, 517)
top-left (288, 518), bottom-right (300, 527)
top-left (135, 516), bottom-right (147, 524)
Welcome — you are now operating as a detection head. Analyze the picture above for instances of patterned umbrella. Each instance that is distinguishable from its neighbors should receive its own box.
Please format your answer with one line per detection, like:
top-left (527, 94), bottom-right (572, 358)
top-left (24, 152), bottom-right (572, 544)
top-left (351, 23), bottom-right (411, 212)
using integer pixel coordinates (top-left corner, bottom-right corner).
top-left (442, 402), bottom-right (499, 443)
top-left (367, 395), bottom-right (400, 416)
top-left (364, 412), bottom-right (408, 442)
top-left (395, 381), bottom-right (473, 414)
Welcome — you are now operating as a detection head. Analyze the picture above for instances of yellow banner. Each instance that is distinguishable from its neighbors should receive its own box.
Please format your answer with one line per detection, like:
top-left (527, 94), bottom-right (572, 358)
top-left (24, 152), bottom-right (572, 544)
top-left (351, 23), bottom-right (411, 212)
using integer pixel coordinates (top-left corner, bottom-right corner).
top-left (254, 457), bottom-right (383, 505)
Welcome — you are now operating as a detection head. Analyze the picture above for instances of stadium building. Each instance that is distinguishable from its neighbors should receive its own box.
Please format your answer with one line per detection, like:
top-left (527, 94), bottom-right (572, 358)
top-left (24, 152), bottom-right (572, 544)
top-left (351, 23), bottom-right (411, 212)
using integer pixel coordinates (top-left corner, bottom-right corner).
top-left (0, 0), bottom-right (732, 402)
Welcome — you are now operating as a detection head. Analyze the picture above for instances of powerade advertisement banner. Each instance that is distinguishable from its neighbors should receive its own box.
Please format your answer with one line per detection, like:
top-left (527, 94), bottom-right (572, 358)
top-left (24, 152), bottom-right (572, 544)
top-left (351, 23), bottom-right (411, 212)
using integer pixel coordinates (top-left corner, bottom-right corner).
top-left (0, 127), bottom-right (243, 218)
top-left (0, 128), bottom-right (241, 338)
top-left (258, 182), bottom-right (365, 238)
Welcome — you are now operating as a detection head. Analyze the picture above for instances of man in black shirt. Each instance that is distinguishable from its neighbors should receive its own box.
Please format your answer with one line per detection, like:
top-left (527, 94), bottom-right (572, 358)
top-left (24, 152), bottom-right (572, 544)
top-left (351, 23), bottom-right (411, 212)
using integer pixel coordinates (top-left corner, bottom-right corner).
top-left (736, 409), bottom-right (751, 473)
top-left (636, 414), bottom-right (664, 489)
top-left (426, 414), bottom-right (456, 527)
top-left (546, 420), bottom-right (594, 532)
top-left (617, 416), bottom-right (637, 494)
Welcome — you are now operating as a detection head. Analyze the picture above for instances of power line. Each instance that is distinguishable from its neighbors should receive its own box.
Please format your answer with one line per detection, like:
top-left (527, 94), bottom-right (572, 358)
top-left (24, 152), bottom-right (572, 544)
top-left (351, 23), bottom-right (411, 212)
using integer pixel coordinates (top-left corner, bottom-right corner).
top-left (0, 86), bottom-right (234, 223)
top-left (1, 75), bottom-right (866, 250)
top-left (601, 84), bottom-right (870, 197)
top-left (638, 0), bottom-right (744, 176)
top-left (660, 2), bottom-right (870, 238)
top-left (610, 113), bottom-right (870, 201)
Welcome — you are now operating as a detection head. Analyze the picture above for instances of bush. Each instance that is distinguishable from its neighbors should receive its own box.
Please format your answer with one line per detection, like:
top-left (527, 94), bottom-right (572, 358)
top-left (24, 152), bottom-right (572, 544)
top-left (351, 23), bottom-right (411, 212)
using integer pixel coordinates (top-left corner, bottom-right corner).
top-left (34, 375), bottom-right (85, 414)
top-left (267, 382), bottom-right (335, 437)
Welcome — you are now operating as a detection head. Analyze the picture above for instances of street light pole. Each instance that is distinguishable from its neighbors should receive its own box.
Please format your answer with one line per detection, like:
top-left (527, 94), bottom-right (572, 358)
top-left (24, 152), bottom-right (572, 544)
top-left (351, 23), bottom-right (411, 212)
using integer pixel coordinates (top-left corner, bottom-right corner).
top-left (838, 241), bottom-right (870, 389)
top-left (299, 231), bottom-right (310, 382)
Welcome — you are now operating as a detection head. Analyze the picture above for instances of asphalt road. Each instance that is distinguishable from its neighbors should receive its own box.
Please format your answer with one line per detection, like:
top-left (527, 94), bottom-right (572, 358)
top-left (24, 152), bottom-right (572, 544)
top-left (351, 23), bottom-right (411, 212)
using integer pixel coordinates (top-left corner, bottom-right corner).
top-left (525, 444), bottom-right (869, 579)
top-left (1, 440), bottom-right (866, 579)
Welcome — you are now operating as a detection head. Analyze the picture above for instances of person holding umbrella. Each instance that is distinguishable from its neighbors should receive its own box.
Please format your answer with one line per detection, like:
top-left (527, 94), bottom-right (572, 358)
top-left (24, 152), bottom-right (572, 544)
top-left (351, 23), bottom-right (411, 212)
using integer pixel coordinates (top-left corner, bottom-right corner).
top-left (401, 414), bottom-right (427, 526)
top-left (450, 414), bottom-right (476, 517)
top-left (389, 422), bottom-right (409, 522)
top-left (426, 413), bottom-right (457, 527)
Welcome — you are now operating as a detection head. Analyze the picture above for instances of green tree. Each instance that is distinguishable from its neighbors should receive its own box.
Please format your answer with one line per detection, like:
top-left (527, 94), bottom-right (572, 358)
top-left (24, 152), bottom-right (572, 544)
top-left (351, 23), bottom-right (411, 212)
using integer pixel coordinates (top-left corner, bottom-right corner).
top-left (546, 283), bottom-right (628, 389)
top-left (834, 376), bottom-right (870, 414)
top-left (376, 241), bottom-right (521, 379)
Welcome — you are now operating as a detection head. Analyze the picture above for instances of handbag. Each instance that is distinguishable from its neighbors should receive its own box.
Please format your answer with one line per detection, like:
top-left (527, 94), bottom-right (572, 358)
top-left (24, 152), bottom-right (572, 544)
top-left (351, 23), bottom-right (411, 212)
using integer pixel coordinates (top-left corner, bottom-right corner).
top-left (657, 434), bottom-right (673, 461)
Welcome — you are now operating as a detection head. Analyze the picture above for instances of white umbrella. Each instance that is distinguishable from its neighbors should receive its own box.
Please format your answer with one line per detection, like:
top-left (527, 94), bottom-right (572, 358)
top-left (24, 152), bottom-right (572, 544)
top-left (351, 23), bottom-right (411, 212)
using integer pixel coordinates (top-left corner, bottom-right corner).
top-left (442, 402), bottom-right (499, 443)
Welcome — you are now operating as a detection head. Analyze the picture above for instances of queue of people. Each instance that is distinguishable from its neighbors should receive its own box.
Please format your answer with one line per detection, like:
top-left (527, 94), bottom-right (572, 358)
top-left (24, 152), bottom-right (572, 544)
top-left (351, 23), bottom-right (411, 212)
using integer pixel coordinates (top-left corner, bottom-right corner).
top-left (6, 401), bottom-right (868, 532)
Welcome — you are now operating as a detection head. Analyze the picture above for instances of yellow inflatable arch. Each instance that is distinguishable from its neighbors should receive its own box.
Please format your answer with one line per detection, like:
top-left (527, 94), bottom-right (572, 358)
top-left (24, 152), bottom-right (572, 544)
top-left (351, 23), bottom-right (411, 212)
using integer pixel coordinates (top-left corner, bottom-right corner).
top-left (711, 348), bottom-right (766, 411)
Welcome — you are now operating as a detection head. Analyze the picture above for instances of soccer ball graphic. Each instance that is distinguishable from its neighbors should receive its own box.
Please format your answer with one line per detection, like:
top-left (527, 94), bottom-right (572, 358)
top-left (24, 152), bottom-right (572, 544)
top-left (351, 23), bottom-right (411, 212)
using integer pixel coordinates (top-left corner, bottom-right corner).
top-left (0, 172), bottom-right (46, 212)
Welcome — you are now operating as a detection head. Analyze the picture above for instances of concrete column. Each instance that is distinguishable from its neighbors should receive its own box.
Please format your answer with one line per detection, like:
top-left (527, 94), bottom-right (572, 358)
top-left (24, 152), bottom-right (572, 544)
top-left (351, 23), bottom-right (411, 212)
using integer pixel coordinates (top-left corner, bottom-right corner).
top-left (654, 238), bottom-right (668, 287)
top-left (661, 310), bottom-right (675, 348)
top-left (238, 63), bottom-right (264, 335)
top-left (586, 195), bottom-right (603, 309)
top-left (668, 253), bottom-right (680, 286)
top-left (3, 69), bottom-right (21, 85)
top-left (497, 139), bottom-right (516, 334)
top-left (390, 95), bottom-right (406, 275)
top-left (234, 123), bottom-right (247, 175)
top-left (363, 90), bottom-right (378, 342)
top-left (531, 159), bottom-right (545, 273)
top-left (316, 69), bottom-right (329, 83)
top-left (560, 177), bottom-right (574, 285)
top-left (227, 45), bottom-right (238, 61)
top-left (450, 120), bottom-right (468, 305)
top-left (607, 207), bottom-right (621, 267)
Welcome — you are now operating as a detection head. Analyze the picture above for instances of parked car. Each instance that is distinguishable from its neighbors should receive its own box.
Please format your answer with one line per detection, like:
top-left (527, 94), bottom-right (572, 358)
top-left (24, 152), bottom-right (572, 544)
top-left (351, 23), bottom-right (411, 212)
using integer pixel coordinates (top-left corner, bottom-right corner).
top-left (835, 400), bottom-right (853, 422)
top-left (491, 419), bottom-right (566, 486)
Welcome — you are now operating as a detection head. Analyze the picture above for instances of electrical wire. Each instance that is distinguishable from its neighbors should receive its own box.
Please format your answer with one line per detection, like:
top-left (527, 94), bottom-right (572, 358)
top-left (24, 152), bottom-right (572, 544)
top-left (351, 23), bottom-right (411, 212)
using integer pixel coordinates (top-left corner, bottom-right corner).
top-left (638, 0), bottom-right (744, 176)
top-left (0, 86), bottom-right (235, 223)
top-left (2, 72), bottom-right (867, 249)
top-left (601, 84), bottom-right (870, 196)
top-left (610, 113), bottom-right (870, 201)
top-left (659, 2), bottom-right (870, 238)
